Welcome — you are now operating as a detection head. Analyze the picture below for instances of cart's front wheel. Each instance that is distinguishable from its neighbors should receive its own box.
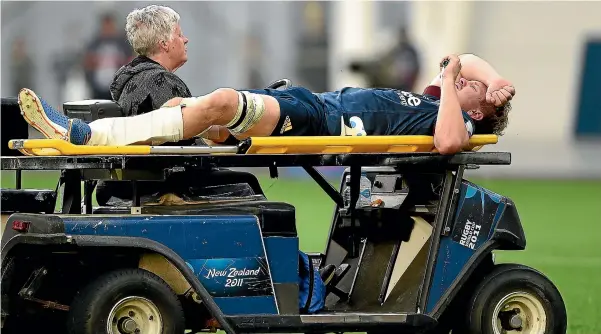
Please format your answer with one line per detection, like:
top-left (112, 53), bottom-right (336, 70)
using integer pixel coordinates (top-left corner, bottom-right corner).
top-left (67, 268), bottom-right (185, 334)
top-left (467, 264), bottom-right (567, 334)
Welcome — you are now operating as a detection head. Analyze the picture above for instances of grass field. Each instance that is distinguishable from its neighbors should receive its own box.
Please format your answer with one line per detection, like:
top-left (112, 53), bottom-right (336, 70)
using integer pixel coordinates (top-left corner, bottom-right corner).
top-left (1, 170), bottom-right (600, 334)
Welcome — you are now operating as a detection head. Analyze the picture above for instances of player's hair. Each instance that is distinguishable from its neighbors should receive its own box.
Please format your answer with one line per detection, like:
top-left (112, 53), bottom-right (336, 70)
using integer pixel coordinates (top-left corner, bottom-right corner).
top-left (474, 101), bottom-right (511, 136)
top-left (125, 5), bottom-right (180, 56)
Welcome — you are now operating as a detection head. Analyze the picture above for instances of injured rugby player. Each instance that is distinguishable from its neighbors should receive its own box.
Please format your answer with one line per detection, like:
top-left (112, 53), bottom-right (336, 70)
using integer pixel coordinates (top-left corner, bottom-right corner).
top-left (17, 53), bottom-right (515, 155)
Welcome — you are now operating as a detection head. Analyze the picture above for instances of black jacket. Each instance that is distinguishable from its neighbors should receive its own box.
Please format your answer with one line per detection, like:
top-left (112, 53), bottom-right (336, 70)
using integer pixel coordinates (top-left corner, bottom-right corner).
top-left (110, 56), bottom-right (192, 116)
top-left (96, 56), bottom-right (195, 205)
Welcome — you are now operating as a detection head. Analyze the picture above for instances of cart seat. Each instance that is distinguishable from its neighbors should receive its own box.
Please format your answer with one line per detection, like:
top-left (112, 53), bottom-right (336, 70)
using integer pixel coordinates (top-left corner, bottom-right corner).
top-left (92, 200), bottom-right (297, 237)
top-left (1, 97), bottom-right (29, 157)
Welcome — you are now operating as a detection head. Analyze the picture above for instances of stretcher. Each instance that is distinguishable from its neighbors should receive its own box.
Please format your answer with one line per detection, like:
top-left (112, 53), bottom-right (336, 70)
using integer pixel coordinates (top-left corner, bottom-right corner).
top-left (8, 134), bottom-right (498, 156)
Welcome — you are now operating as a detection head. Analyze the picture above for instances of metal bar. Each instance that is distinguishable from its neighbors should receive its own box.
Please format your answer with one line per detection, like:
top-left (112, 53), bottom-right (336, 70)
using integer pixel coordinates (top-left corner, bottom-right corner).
top-left (83, 180), bottom-right (95, 214)
top-left (418, 170), bottom-right (455, 312)
top-left (149, 146), bottom-right (239, 154)
top-left (61, 170), bottom-right (81, 214)
top-left (226, 312), bottom-right (436, 332)
top-left (15, 170), bottom-right (22, 189)
top-left (349, 166), bottom-right (361, 257)
top-left (378, 241), bottom-right (401, 304)
top-left (302, 166), bottom-right (344, 207)
top-left (0, 152), bottom-right (512, 171)
top-left (441, 166), bottom-right (466, 236)
top-left (347, 237), bottom-right (368, 299)
top-left (299, 313), bottom-right (408, 323)
top-left (131, 181), bottom-right (140, 208)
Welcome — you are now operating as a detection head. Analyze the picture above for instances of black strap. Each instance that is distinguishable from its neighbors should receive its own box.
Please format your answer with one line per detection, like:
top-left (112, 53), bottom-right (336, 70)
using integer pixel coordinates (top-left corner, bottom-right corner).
top-left (228, 92), bottom-right (247, 130)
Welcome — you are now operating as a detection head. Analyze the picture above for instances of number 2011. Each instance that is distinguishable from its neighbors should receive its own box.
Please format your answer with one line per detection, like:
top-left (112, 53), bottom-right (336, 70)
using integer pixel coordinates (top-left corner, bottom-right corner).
top-left (225, 278), bottom-right (244, 287)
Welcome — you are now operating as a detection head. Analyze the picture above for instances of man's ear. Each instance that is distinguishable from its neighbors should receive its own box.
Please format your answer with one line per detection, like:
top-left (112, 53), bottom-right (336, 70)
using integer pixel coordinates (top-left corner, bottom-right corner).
top-left (468, 110), bottom-right (484, 121)
top-left (160, 40), bottom-right (169, 52)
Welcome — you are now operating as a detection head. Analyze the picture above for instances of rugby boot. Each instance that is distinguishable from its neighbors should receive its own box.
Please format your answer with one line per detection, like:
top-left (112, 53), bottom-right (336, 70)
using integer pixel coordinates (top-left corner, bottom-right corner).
top-left (17, 88), bottom-right (69, 140)
top-left (18, 88), bottom-right (91, 145)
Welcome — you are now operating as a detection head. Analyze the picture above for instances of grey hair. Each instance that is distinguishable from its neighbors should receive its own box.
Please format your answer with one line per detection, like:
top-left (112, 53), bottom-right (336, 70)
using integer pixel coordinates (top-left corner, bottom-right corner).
top-left (125, 5), bottom-right (180, 56)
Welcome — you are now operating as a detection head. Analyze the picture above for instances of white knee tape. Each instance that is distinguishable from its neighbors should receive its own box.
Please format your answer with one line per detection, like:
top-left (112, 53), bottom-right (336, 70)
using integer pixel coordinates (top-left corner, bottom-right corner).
top-left (227, 91), bottom-right (265, 134)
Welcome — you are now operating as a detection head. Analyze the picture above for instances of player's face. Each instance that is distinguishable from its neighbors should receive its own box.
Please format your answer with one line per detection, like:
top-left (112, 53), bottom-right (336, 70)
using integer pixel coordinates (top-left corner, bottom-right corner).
top-left (456, 78), bottom-right (487, 120)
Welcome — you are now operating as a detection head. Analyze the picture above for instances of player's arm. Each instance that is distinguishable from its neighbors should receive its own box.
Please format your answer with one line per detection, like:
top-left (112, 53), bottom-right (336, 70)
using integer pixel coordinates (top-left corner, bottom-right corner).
top-left (428, 53), bottom-right (497, 86)
top-left (434, 55), bottom-right (469, 155)
top-left (428, 53), bottom-right (515, 106)
top-left (456, 54), bottom-right (503, 86)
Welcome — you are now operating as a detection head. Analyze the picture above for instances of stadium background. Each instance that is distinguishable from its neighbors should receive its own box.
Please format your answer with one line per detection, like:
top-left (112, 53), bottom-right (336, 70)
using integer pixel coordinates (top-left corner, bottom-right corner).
top-left (1, 1), bottom-right (600, 333)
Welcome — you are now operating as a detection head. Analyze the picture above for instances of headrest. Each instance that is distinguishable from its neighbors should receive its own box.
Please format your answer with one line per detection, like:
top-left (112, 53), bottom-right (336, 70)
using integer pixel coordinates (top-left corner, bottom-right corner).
top-left (1, 97), bottom-right (29, 156)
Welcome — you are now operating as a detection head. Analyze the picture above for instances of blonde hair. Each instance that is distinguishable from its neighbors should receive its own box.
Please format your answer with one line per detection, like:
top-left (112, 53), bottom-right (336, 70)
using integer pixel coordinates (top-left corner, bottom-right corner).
top-left (476, 101), bottom-right (512, 136)
top-left (125, 5), bottom-right (180, 56)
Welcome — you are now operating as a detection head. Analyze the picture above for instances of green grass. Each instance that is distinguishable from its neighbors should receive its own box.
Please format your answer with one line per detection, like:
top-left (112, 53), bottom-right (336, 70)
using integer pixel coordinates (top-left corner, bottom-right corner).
top-left (2, 171), bottom-right (600, 333)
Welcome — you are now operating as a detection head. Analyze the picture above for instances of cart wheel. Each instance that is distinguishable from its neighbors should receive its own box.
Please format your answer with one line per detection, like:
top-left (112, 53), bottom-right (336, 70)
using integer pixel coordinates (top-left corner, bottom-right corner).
top-left (67, 268), bottom-right (185, 334)
top-left (466, 264), bottom-right (567, 334)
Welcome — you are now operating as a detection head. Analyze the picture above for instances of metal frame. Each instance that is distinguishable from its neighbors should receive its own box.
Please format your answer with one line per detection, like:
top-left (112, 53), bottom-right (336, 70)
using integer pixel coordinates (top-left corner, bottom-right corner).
top-left (1, 152), bottom-right (511, 334)
top-left (417, 167), bottom-right (465, 313)
top-left (1, 152), bottom-right (509, 220)
top-left (0, 152), bottom-right (510, 171)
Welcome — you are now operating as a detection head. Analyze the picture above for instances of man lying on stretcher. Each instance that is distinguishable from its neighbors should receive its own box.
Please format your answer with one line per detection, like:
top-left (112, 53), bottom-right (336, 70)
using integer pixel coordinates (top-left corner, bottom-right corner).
top-left (18, 53), bottom-right (515, 155)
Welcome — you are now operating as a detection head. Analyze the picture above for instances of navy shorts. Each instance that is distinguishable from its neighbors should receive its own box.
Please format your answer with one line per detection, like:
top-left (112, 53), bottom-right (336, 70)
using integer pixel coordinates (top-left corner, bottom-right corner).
top-left (246, 87), bottom-right (328, 136)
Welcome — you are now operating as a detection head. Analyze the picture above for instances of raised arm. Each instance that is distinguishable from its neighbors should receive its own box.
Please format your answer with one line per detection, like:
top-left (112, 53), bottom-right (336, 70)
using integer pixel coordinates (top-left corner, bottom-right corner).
top-left (434, 55), bottom-right (469, 155)
top-left (429, 53), bottom-right (515, 106)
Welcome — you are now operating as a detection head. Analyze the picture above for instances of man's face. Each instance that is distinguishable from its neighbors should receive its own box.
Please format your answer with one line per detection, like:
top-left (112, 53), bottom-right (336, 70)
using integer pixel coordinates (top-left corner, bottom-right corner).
top-left (167, 24), bottom-right (189, 67)
top-left (456, 78), bottom-right (489, 121)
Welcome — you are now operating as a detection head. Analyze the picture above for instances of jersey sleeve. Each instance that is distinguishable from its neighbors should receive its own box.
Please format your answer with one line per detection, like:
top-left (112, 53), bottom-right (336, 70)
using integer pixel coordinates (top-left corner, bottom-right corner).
top-left (422, 85), bottom-right (441, 100)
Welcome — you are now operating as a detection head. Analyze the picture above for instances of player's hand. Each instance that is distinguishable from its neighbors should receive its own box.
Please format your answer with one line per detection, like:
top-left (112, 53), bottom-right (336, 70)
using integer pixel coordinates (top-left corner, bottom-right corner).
top-left (440, 54), bottom-right (462, 81)
top-left (486, 77), bottom-right (515, 107)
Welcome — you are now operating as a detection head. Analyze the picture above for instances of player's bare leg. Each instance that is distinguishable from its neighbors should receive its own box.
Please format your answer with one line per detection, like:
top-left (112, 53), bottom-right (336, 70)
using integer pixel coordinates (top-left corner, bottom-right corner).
top-left (17, 88), bottom-right (281, 146)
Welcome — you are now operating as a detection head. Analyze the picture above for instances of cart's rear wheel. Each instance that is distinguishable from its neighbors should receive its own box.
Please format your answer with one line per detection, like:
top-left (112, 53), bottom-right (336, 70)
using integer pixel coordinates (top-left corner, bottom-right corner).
top-left (67, 268), bottom-right (185, 334)
top-left (467, 264), bottom-right (567, 334)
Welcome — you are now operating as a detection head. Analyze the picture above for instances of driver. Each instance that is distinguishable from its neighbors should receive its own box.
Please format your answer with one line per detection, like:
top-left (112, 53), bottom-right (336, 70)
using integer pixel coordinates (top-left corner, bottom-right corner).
top-left (17, 53), bottom-right (514, 155)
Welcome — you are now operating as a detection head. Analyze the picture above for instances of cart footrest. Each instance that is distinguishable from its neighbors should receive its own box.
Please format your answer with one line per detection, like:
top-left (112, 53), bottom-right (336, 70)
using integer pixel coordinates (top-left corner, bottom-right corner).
top-left (226, 312), bottom-right (436, 332)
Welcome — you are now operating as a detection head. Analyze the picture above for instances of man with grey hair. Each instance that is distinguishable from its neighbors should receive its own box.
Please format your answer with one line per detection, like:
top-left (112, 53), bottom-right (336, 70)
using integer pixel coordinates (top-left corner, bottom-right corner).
top-left (97, 5), bottom-right (195, 205)
top-left (109, 5), bottom-right (191, 118)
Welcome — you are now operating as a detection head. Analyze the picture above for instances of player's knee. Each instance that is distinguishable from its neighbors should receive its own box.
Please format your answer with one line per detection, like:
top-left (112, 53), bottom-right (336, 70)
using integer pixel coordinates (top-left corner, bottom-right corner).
top-left (202, 88), bottom-right (239, 124)
top-left (208, 88), bottom-right (238, 113)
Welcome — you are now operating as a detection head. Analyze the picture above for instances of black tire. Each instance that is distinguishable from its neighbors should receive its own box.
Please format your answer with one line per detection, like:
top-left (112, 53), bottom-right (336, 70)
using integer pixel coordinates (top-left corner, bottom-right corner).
top-left (466, 263), bottom-right (567, 334)
top-left (67, 268), bottom-right (185, 334)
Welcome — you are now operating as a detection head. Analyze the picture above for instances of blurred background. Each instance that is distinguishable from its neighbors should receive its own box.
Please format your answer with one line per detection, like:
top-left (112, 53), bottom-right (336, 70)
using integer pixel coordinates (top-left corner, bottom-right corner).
top-left (2, 0), bottom-right (601, 178)
top-left (1, 2), bottom-right (600, 332)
